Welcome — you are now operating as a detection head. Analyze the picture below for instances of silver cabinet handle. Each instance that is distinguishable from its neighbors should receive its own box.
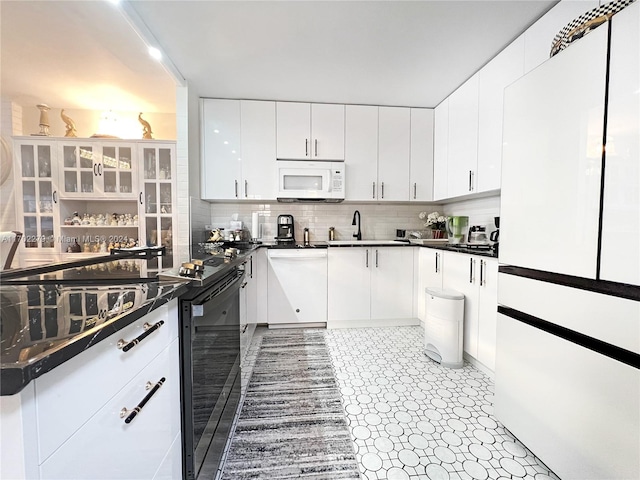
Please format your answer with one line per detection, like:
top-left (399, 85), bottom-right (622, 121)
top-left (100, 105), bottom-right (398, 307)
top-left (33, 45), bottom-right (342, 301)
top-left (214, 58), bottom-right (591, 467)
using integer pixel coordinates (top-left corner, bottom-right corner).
top-left (315, 139), bottom-right (318, 157)
top-left (250, 255), bottom-right (253, 278)
top-left (234, 180), bottom-right (238, 198)
top-left (366, 249), bottom-right (369, 268)
top-left (120, 377), bottom-right (165, 424)
top-left (305, 139), bottom-right (309, 157)
top-left (372, 182), bottom-right (376, 199)
top-left (469, 258), bottom-right (474, 283)
top-left (381, 182), bottom-right (385, 199)
top-left (469, 171), bottom-right (472, 191)
top-left (435, 252), bottom-right (439, 273)
top-left (241, 281), bottom-right (247, 289)
top-left (413, 183), bottom-right (417, 199)
top-left (480, 259), bottom-right (485, 286)
top-left (244, 180), bottom-right (248, 198)
top-left (375, 249), bottom-right (379, 268)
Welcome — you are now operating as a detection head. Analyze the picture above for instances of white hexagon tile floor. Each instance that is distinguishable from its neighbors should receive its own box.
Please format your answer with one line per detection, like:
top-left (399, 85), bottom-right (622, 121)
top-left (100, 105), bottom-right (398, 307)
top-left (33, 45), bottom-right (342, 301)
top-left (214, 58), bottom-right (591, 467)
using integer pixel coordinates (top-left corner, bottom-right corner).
top-left (324, 326), bottom-right (561, 480)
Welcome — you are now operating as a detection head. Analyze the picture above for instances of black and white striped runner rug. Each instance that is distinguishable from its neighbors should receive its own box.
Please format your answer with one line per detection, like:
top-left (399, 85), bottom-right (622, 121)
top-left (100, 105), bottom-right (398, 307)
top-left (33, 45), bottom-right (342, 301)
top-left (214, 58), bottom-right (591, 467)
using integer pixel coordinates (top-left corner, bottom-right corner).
top-left (220, 330), bottom-right (361, 479)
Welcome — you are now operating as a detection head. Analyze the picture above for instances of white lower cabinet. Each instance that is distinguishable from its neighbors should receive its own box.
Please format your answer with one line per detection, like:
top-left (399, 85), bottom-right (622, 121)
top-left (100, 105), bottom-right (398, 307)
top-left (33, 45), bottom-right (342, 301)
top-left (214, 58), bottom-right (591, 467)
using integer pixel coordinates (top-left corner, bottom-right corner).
top-left (40, 339), bottom-right (180, 480)
top-left (0, 300), bottom-right (181, 480)
top-left (240, 253), bottom-right (257, 360)
top-left (328, 247), bottom-right (415, 328)
top-left (441, 252), bottom-right (497, 371)
top-left (267, 249), bottom-right (328, 325)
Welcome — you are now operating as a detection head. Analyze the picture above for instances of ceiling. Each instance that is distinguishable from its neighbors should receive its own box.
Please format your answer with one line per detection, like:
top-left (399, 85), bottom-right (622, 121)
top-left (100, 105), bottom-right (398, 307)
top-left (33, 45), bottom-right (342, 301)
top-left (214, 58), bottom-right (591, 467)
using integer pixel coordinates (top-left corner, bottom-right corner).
top-left (1, 0), bottom-right (560, 114)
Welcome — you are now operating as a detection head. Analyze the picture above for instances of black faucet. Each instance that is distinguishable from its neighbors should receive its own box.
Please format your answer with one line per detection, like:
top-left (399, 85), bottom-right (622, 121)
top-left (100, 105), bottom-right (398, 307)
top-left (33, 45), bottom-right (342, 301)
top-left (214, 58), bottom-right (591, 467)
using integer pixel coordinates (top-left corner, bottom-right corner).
top-left (352, 210), bottom-right (362, 240)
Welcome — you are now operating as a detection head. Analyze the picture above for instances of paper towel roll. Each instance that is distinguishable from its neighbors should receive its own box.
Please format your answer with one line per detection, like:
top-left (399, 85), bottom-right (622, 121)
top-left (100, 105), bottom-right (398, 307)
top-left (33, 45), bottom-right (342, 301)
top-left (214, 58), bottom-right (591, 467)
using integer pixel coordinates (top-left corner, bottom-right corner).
top-left (251, 212), bottom-right (259, 240)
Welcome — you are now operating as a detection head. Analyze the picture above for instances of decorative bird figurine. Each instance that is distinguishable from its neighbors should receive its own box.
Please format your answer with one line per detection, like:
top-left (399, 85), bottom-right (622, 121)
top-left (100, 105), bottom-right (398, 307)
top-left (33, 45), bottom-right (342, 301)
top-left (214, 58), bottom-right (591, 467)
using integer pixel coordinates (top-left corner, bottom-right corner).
top-left (60, 109), bottom-right (77, 137)
top-left (138, 112), bottom-right (153, 139)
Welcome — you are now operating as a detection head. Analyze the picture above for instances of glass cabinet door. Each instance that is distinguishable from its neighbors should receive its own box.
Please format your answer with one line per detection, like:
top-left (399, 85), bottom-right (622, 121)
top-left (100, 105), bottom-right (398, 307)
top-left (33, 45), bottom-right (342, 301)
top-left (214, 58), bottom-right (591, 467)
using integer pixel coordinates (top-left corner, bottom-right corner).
top-left (17, 142), bottom-right (58, 251)
top-left (101, 144), bottom-right (136, 197)
top-left (140, 145), bottom-right (175, 270)
top-left (60, 144), bottom-right (95, 197)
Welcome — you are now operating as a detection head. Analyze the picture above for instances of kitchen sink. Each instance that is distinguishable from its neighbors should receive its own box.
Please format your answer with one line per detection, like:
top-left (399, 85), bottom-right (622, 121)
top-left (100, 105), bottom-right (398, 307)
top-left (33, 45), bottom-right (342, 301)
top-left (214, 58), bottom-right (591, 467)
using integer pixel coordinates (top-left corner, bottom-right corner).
top-left (326, 240), bottom-right (408, 246)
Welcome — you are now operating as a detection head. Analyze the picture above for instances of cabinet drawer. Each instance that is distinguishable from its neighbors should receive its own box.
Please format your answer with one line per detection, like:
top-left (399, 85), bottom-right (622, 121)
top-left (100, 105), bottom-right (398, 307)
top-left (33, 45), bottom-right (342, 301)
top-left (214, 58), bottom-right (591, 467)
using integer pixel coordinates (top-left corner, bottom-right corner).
top-left (35, 301), bottom-right (178, 463)
top-left (40, 339), bottom-right (181, 480)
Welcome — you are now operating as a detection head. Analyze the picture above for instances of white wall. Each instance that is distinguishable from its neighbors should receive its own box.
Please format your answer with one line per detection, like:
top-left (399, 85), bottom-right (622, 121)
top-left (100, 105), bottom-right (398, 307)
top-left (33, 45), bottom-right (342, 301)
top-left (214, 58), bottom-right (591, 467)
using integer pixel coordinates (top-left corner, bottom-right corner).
top-left (207, 202), bottom-right (444, 243)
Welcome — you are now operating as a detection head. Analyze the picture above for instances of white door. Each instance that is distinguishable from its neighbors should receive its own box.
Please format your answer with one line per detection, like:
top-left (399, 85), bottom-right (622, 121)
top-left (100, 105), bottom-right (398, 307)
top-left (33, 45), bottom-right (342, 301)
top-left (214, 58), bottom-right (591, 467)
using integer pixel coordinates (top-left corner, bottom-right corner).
top-left (276, 102), bottom-right (311, 159)
top-left (417, 248), bottom-right (444, 321)
top-left (477, 257), bottom-right (498, 371)
top-left (371, 247), bottom-right (413, 320)
top-left (241, 100), bottom-right (277, 200)
top-left (201, 99), bottom-right (242, 200)
top-left (600, 1), bottom-right (640, 286)
top-left (410, 108), bottom-right (434, 201)
top-left (500, 25), bottom-right (608, 278)
top-left (378, 107), bottom-right (410, 201)
top-left (327, 247), bottom-right (371, 323)
top-left (345, 105), bottom-right (378, 201)
top-left (442, 252), bottom-right (479, 358)
top-left (433, 99), bottom-right (449, 201)
top-left (447, 73), bottom-right (479, 198)
top-left (477, 37), bottom-right (524, 193)
top-left (311, 103), bottom-right (345, 160)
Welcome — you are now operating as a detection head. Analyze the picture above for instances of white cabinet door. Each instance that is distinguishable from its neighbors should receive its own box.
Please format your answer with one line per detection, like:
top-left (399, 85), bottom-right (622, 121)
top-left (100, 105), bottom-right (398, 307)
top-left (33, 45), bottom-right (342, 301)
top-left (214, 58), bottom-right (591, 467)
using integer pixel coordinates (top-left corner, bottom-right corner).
top-left (447, 73), bottom-right (479, 198)
top-left (345, 105), bottom-right (378, 201)
top-left (442, 251), bottom-right (480, 358)
top-left (477, 37), bottom-right (524, 193)
top-left (311, 103), bottom-right (345, 160)
top-left (523, 0), bottom-right (600, 74)
top-left (600, 1), bottom-right (640, 286)
top-left (433, 99), bottom-right (449, 201)
top-left (276, 102), bottom-right (311, 159)
top-left (378, 107), bottom-right (410, 201)
top-left (477, 257), bottom-right (498, 371)
top-left (328, 247), bottom-right (371, 323)
top-left (201, 99), bottom-right (242, 200)
top-left (241, 100), bottom-right (277, 200)
top-left (371, 247), bottom-right (413, 320)
top-left (501, 25), bottom-right (607, 278)
top-left (39, 340), bottom-right (181, 480)
top-left (410, 108), bottom-right (434, 201)
top-left (267, 250), bottom-right (328, 324)
top-left (417, 248), bottom-right (444, 321)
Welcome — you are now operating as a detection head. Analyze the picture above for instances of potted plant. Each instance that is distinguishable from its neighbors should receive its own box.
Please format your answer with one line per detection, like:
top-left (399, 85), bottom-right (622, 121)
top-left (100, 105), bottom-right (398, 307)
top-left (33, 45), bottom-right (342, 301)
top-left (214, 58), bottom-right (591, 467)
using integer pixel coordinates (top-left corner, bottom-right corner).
top-left (419, 211), bottom-right (447, 239)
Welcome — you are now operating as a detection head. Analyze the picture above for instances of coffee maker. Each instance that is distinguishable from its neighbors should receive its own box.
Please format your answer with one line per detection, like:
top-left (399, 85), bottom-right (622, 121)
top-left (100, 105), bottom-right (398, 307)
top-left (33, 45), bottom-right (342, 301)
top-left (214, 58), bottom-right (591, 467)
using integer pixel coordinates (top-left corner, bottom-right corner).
top-left (490, 216), bottom-right (500, 253)
top-left (276, 214), bottom-right (295, 244)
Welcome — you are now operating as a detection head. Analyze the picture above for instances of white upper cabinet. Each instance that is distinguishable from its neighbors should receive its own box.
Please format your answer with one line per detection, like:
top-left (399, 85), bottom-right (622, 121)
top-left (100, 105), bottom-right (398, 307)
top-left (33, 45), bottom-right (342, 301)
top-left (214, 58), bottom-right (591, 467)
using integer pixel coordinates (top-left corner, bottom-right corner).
top-left (240, 100), bottom-right (277, 200)
top-left (409, 108), bottom-right (434, 201)
top-left (433, 99), bottom-right (449, 201)
top-left (447, 73), bottom-right (479, 198)
top-left (378, 107), bottom-right (411, 201)
top-left (345, 105), bottom-right (378, 201)
top-left (523, 0), bottom-right (600, 74)
top-left (201, 99), bottom-right (242, 200)
top-left (276, 102), bottom-right (344, 160)
top-left (477, 37), bottom-right (525, 193)
top-left (500, 25), bottom-right (608, 278)
top-left (600, 1), bottom-right (640, 286)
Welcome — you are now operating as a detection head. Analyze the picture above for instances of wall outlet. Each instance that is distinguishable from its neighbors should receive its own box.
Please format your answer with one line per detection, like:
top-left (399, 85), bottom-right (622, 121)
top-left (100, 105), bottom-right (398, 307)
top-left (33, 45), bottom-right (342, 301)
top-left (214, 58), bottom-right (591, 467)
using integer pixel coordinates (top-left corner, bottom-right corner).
top-left (205, 224), bottom-right (212, 230)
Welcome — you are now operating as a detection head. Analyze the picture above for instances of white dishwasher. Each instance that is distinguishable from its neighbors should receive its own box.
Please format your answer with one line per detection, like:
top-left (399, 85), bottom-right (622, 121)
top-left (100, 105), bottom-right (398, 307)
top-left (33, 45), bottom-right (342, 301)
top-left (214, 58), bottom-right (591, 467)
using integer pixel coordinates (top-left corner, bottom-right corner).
top-left (267, 248), bottom-right (328, 326)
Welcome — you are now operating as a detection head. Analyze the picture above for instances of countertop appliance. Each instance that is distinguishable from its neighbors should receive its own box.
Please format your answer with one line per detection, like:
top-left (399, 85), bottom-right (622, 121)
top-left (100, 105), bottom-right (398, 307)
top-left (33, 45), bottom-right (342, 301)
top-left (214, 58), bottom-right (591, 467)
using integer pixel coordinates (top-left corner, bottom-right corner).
top-left (173, 256), bottom-right (244, 480)
top-left (276, 214), bottom-right (295, 244)
top-left (468, 226), bottom-right (488, 244)
top-left (277, 160), bottom-right (345, 202)
top-left (446, 216), bottom-right (469, 244)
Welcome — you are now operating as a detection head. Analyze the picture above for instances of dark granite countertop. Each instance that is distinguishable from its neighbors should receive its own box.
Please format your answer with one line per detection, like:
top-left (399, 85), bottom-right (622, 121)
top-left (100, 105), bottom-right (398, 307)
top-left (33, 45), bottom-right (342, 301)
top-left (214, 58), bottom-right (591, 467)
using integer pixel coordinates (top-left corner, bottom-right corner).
top-left (0, 256), bottom-right (192, 396)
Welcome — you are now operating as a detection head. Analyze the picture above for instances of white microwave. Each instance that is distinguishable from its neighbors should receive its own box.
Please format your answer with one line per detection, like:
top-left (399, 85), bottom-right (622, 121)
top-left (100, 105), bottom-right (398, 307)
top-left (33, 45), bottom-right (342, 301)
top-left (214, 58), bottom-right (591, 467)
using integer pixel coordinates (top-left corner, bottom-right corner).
top-left (277, 160), bottom-right (345, 202)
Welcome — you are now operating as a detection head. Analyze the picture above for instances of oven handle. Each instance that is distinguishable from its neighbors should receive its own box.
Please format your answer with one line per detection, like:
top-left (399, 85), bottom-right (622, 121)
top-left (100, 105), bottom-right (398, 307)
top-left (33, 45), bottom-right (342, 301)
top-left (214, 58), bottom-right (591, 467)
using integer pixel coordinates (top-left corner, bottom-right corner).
top-left (190, 270), bottom-right (244, 314)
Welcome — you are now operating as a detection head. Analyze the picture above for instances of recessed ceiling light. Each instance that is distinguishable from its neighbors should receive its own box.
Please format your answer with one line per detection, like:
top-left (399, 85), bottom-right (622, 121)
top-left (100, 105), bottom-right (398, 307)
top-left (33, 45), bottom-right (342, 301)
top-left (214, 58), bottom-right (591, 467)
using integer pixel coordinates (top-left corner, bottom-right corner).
top-left (148, 46), bottom-right (162, 61)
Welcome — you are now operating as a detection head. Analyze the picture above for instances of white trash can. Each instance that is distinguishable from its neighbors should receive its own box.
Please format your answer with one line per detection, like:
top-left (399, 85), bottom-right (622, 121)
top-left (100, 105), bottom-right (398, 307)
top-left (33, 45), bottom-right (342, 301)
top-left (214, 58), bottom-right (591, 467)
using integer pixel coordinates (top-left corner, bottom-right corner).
top-left (424, 287), bottom-right (464, 368)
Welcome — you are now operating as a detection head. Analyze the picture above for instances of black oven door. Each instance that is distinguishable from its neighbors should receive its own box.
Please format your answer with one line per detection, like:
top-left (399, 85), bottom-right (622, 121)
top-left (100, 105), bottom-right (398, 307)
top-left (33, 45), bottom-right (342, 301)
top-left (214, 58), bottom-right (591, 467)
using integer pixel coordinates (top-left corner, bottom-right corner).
top-left (180, 268), bottom-right (242, 480)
